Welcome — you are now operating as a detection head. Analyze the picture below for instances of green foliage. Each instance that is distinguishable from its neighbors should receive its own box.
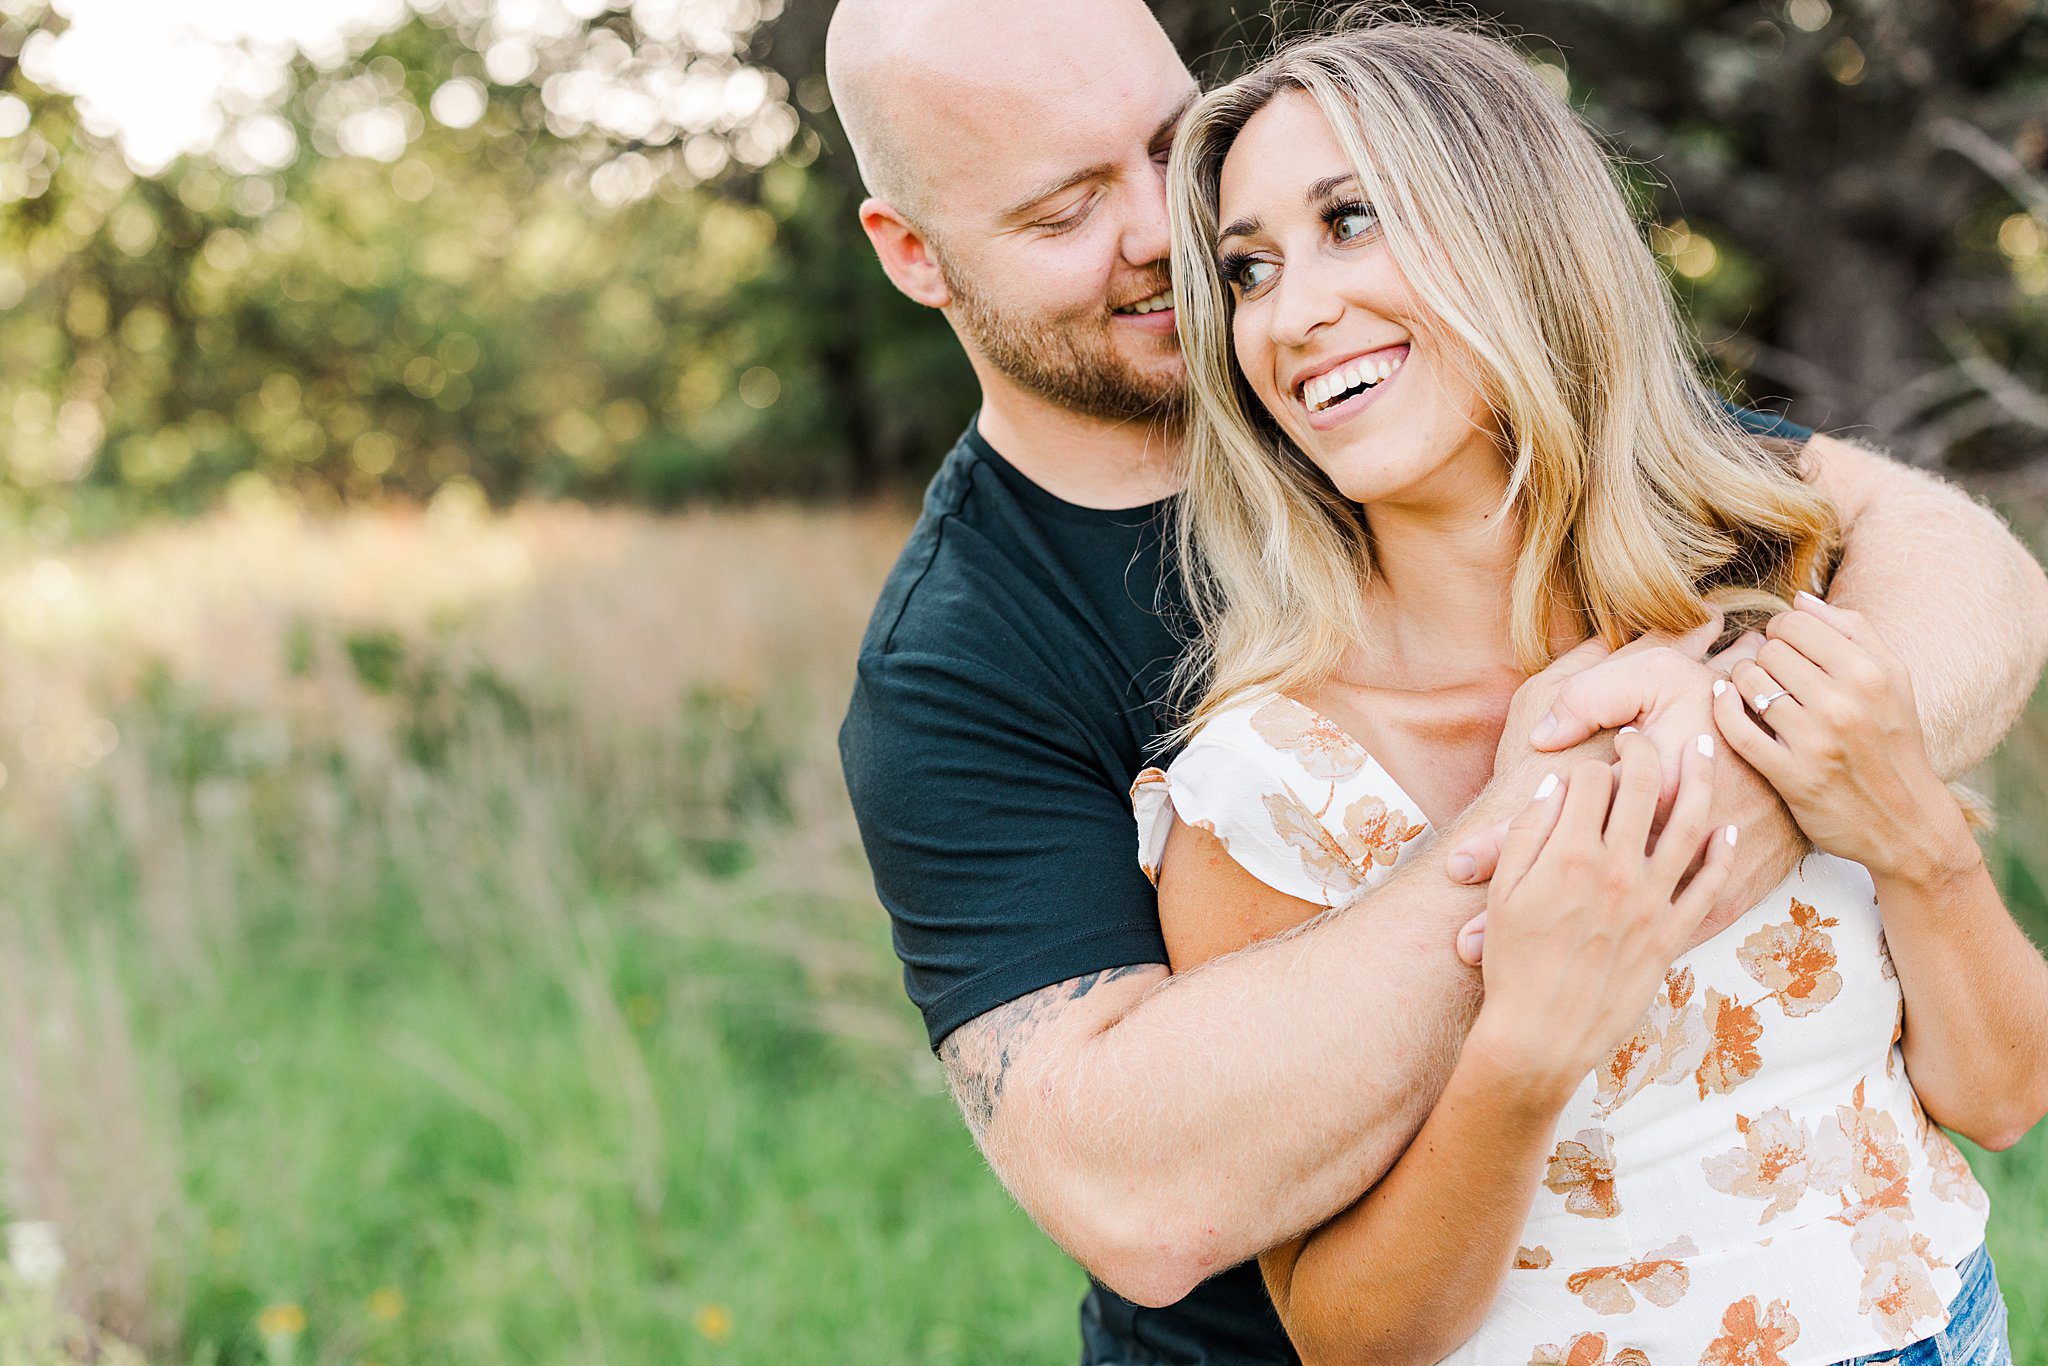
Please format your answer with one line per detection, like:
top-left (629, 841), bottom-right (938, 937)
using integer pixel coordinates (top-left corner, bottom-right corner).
top-left (0, 534), bottom-right (1083, 1361)
top-left (0, 7), bottom-right (960, 520)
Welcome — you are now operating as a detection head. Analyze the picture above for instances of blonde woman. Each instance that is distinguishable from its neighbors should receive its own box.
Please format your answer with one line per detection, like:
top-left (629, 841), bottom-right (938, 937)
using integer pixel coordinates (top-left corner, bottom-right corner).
top-left (1136, 16), bottom-right (2048, 1366)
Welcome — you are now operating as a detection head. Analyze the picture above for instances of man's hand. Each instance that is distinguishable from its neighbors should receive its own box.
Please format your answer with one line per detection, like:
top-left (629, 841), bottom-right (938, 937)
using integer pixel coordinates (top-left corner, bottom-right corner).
top-left (1512, 614), bottom-right (1726, 795)
top-left (1449, 618), bottom-right (1719, 891)
top-left (1447, 614), bottom-right (1809, 963)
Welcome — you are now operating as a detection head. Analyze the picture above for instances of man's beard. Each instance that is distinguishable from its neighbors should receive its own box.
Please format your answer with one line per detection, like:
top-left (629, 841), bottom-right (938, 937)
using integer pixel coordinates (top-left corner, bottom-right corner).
top-left (944, 261), bottom-right (1187, 425)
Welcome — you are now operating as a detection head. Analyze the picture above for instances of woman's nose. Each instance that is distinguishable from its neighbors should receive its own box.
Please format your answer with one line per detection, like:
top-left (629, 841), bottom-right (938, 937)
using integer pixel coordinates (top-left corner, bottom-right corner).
top-left (1267, 257), bottom-right (1343, 348)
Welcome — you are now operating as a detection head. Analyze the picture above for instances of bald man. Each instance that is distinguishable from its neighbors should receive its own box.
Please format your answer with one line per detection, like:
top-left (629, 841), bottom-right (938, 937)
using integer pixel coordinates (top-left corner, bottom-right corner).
top-left (832, 2), bottom-right (2048, 1360)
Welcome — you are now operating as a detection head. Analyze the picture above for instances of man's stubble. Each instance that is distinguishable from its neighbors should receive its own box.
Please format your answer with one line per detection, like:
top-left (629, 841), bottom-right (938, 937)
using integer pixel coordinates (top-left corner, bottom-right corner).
top-left (942, 256), bottom-right (1188, 427)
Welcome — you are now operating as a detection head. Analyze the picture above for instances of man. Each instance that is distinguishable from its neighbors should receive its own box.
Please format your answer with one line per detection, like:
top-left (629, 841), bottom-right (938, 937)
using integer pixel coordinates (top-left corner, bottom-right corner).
top-left (830, 1), bottom-right (2048, 1360)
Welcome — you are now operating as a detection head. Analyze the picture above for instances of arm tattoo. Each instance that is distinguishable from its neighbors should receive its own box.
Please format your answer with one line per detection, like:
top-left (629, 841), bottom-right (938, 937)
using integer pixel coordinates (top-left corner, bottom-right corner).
top-left (937, 965), bottom-right (1156, 1144)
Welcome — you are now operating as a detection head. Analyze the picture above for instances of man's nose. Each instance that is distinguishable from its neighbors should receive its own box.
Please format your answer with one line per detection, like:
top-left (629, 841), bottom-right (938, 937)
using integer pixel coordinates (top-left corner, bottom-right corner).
top-left (1119, 162), bottom-right (1172, 273)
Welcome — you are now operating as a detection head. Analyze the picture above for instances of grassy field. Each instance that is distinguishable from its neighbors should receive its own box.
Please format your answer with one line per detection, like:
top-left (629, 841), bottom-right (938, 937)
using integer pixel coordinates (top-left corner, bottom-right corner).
top-left (0, 494), bottom-right (2040, 1364)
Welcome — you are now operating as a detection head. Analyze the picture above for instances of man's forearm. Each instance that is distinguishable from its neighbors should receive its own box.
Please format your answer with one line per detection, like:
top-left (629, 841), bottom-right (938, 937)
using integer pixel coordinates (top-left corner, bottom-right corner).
top-left (975, 841), bottom-right (1486, 1306)
top-left (1812, 435), bottom-right (2048, 776)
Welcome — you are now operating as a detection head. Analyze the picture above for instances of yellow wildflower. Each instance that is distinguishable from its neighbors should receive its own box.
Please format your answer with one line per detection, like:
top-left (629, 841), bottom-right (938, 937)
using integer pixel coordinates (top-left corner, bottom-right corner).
top-left (368, 1287), bottom-right (404, 1321)
top-left (695, 1304), bottom-right (733, 1343)
top-left (257, 1303), bottom-right (307, 1337)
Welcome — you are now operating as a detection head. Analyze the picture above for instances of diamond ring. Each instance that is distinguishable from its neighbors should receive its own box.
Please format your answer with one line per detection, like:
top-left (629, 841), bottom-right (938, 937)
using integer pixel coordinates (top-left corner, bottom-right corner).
top-left (1752, 688), bottom-right (1790, 713)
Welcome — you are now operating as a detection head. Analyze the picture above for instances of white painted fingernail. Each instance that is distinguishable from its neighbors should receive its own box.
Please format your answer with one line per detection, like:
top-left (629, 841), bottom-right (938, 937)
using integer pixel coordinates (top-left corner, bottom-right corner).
top-left (1795, 591), bottom-right (1822, 608)
top-left (1698, 733), bottom-right (1714, 758)
top-left (1619, 725), bottom-right (1638, 735)
top-left (1724, 825), bottom-right (1739, 846)
top-left (1712, 679), bottom-right (1728, 697)
top-left (1534, 773), bottom-right (1559, 801)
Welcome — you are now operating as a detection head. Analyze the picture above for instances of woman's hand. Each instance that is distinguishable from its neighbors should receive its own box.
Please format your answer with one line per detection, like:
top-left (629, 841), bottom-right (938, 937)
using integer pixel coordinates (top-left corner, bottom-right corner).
top-left (1711, 592), bottom-right (1975, 885)
top-left (1470, 729), bottom-right (1736, 1096)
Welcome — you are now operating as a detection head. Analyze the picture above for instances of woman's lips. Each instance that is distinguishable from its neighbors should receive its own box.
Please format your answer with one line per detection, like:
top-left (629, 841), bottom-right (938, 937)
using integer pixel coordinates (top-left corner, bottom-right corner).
top-left (1302, 350), bottom-right (1405, 431)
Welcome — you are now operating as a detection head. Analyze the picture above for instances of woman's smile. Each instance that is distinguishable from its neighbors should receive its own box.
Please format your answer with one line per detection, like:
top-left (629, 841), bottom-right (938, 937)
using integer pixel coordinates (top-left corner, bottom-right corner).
top-left (1293, 341), bottom-right (1410, 430)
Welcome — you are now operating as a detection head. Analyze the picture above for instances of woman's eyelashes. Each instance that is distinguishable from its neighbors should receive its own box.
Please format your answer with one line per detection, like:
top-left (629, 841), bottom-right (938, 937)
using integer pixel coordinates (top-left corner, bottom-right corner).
top-left (1217, 250), bottom-right (1277, 292)
top-left (1322, 198), bottom-right (1379, 242)
top-left (1215, 199), bottom-right (1380, 297)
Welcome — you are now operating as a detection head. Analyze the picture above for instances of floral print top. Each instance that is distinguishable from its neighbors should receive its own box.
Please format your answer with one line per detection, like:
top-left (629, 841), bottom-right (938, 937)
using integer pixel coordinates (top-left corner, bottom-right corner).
top-left (1131, 694), bottom-right (1990, 1366)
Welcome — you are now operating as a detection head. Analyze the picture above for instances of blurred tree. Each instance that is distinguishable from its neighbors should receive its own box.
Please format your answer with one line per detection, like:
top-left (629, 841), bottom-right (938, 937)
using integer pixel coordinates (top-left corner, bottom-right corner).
top-left (0, 0), bottom-right (851, 521)
top-left (1471, 0), bottom-right (2048, 469)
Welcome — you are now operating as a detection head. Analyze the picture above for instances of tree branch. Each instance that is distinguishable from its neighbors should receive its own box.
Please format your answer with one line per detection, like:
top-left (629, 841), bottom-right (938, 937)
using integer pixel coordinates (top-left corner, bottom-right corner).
top-left (1927, 116), bottom-right (2048, 226)
top-left (1936, 324), bottom-right (2048, 434)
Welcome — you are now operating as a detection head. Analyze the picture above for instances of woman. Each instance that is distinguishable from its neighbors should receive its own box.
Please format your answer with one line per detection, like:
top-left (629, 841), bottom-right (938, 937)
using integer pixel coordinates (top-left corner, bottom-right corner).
top-left (1134, 17), bottom-right (2048, 1366)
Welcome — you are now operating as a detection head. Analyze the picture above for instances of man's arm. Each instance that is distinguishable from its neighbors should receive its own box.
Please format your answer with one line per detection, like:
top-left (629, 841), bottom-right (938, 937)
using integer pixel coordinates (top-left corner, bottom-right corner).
top-left (1451, 433), bottom-right (2048, 898)
top-left (936, 809), bottom-right (1489, 1309)
top-left (1800, 432), bottom-right (2048, 777)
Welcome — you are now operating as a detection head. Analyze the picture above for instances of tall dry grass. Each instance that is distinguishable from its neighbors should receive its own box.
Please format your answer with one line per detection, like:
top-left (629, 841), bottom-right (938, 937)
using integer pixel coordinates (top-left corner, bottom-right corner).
top-left (0, 494), bottom-right (933, 1357)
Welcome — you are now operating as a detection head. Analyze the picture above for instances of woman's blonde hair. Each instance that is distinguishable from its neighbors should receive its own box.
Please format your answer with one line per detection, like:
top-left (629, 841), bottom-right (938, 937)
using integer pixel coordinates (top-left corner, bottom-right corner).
top-left (1165, 10), bottom-right (1841, 730)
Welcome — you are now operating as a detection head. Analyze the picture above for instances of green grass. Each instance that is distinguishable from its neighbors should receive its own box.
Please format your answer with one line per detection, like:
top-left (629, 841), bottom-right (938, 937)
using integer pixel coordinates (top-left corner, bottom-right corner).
top-left (151, 886), bottom-right (1083, 1363)
top-left (7, 702), bottom-right (1088, 1364)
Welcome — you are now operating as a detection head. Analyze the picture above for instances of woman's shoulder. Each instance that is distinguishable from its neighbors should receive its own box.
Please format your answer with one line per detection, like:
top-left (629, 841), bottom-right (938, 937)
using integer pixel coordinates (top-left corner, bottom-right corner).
top-left (1171, 690), bottom-right (1375, 781)
top-left (1134, 690), bottom-right (1428, 906)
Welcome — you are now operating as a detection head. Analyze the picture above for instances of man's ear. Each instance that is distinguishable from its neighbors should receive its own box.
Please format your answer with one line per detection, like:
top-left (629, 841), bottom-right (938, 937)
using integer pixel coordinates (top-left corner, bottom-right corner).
top-left (859, 197), bottom-right (953, 310)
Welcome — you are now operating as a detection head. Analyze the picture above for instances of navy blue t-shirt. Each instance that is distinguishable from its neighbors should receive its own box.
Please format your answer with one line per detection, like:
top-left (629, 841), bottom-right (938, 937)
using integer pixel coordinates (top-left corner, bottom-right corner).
top-left (839, 407), bottom-right (1812, 1365)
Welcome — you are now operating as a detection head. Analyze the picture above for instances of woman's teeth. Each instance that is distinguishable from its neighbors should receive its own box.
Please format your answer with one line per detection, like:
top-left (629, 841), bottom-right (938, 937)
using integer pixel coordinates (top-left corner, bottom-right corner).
top-left (1305, 351), bottom-right (1404, 412)
top-left (1115, 289), bottom-right (1175, 315)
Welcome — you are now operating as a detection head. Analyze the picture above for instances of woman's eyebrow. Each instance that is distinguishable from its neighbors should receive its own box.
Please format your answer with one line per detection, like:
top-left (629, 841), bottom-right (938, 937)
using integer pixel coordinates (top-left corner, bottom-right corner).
top-left (1217, 172), bottom-right (1363, 247)
top-left (1308, 173), bottom-right (1359, 201)
top-left (1216, 214), bottom-right (1261, 247)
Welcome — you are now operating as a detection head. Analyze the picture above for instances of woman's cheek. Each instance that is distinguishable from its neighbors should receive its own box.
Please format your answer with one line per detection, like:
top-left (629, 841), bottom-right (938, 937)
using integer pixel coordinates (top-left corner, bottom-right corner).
top-left (1231, 314), bottom-right (1280, 421)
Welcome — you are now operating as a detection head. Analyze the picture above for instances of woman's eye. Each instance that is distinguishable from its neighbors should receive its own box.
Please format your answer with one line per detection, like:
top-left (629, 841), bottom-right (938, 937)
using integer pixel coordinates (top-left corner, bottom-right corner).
top-left (1241, 260), bottom-right (1278, 290)
top-left (1330, 205), bottom-right (1379, 242)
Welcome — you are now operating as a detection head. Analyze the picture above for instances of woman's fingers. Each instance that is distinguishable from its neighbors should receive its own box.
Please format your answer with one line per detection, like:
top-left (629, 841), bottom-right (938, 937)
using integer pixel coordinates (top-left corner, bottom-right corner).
top-left (1671, 820), bottom-right (1739, 931)
top-left (1728, 657), bottom-right (1811, 742)
top-left (1754, 636), bottom-right (1831, 706)
top-left (1648, 730), bottom-right (1717, 890)
top-left (1791, 590), bottom-right (1868, 643)
top-left (1553, 758), bottom-right (1616, 848)
top-left (1711, 675), bottom-right (1797, 789)
top-left (1603, 728), bottom-right (1663, 855)
top-left (1765, 604), bottom-right (1862, 678)
top-left (1490, 770), bottom-right (1568, 904)
top-left (1775, 600), bottom-right (1903, 702)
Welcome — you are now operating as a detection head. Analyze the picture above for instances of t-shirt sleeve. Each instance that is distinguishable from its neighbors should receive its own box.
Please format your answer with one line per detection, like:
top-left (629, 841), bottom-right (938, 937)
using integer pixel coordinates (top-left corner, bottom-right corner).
top-left (1130, 735), bottom-right (1339, 907)
top-left (1724, 399), bottom-right (1814, 445)
top-left (840, 650), bottom-right (1170, 1051)
top-left (1131, 699), bottom-right (1430, 911)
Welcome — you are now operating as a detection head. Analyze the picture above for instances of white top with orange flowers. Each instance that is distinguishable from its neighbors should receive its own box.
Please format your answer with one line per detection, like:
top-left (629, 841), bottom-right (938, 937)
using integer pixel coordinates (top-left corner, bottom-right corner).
top-left (1131, 694), bottom-right (1991, 1366)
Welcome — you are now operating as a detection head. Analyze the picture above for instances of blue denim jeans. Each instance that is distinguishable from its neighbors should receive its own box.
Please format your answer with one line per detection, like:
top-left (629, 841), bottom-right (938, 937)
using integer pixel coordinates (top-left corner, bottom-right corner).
top-left (1835, 1244), bottom-right (2011, 1366)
